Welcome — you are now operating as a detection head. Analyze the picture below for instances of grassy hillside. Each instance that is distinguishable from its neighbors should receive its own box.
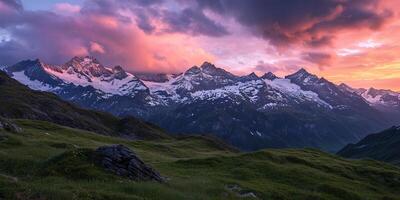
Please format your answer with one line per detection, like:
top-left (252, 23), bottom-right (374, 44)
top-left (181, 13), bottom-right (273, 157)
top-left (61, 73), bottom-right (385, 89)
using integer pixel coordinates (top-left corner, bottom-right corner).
top-left (0, 120), bottom-right (399, 200)
top-left (0, 71), bottom-right (168, 140)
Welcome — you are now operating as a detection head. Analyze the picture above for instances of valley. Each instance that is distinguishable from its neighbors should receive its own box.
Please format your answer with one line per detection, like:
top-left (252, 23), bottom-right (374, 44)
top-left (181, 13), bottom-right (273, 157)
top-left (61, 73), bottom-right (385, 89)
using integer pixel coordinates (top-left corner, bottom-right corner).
top-left (1, 120), bottom-right (399, 200)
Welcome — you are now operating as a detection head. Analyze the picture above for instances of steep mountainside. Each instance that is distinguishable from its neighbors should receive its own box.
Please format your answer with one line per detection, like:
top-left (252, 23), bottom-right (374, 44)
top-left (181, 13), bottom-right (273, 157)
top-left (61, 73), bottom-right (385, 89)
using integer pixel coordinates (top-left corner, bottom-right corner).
top-left (0, 120), bottom-right (399, 200)
top-left (0, 71), bottom-right (168, 140)
top-left (338, 126), bottom-right (400, 165)
top-left (3, 57), bottom-right (396, 151)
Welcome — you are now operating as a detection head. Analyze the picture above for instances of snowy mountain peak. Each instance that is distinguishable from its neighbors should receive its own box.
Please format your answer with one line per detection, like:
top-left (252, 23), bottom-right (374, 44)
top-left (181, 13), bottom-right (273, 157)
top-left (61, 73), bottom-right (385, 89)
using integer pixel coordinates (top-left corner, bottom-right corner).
top-left (63, 56), bottom-right (112, 78)
top-left (365, 87), bottom-right (400, 98)
top-left (286, 68), bottom-right (319, 84)
top-left (5, 57), bottom-right (152, 98)
top-left (261, 72), bottom-right (278, 80)
top-left (202, 62), bottom-right (236, 78)
top-left (361, 87), bottom-right (400, 108)
top-left (183, 62), bottom-right (236, 79)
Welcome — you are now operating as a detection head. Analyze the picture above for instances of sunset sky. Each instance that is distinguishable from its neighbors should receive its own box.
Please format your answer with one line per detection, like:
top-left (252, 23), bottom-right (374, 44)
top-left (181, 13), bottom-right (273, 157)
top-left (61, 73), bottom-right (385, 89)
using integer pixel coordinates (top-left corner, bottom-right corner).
top-left (0, 0), bottom-right (399, 91)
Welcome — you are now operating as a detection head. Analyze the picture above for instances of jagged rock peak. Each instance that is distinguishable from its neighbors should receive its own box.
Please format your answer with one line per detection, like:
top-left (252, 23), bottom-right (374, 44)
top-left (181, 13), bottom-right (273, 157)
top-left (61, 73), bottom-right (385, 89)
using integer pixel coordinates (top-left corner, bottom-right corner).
top-left (200, 61), bottom-right (216, 69)
top-left (285, 67), bottom-right (319, 83)
top-left (261, 72), bottom-right (278, 80)
top-left (70, 55), bottom-right (100, 64)
top-left (200, 61), bottom-right (220, 75)
top-left (240, 72), bottom-right (259, 81)
top-left (112, 65), bottom-right (128, 80)
top-left (291, 68), bottom-right (314, 77)
top-left (198, 62), bottom-right (236, 78)
top-left (63, 56), bottom-right (112, 77)
top-left (185, 65), bottom-right (201, 75)
top-left (248, 72), bottom-right (258, 77)
top-left (6, 59), bottom-right (45, 73)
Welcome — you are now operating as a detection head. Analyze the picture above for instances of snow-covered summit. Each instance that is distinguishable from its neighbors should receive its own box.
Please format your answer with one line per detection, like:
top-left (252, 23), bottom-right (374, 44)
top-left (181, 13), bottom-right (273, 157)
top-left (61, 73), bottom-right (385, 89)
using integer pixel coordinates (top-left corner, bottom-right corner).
top-left (62, 56), bottom-right (113, 78)
top-left (6, 57), bottom-right (393, 113)
top-left (6, 57), bottom-right (149, 97)
top-left (285, 68), bottom-right (319, 85)
top-left (361, 88), bottom-right (400, 107)
top-left (171, 62), bottom-right (238, 92)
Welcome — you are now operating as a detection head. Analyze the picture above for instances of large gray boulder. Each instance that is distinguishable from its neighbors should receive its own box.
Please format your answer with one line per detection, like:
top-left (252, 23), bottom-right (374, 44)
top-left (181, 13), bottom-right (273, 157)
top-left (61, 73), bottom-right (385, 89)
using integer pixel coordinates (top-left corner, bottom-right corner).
top-left (94, 144), bottom-right (164, 182)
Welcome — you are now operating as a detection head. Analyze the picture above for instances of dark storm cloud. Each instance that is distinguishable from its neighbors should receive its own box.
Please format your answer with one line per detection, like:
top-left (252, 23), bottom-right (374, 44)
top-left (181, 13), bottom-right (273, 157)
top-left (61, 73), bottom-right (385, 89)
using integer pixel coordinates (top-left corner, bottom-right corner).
top-left (302, 52), bottom-right (332, 68)
top-left (0, 0), bottom-right (223, 70)
top-left (0, 0), bottom-right (148, 66)
top-left (160, 8), bottom-right (228, 37)
top-left (82, 0), bottom-right (228, 37)
top-left (0, 0), bottom-right (22, 10)
top-left (195, 0), bottom-right (392, 46)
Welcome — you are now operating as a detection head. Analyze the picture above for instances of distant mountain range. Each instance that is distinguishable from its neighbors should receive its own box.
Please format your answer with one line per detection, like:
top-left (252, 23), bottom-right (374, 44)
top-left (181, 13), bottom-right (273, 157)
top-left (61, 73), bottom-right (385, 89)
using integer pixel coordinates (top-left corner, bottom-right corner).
top-left (2, 56), bottom-right (400, 151)
top-left (338, 126), bottom-right (400, 165)
top-left (0, 70), bottom-right (168, 140)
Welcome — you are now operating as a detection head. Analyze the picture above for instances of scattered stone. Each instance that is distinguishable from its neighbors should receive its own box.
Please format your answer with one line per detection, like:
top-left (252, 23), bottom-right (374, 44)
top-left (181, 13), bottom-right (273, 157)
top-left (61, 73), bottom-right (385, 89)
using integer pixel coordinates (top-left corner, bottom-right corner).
top-left (0, 173), bottom-right (18, 183)
top-left (225, 184), bottom-right (258, 199)
top-left (94, 144), bottom-right (164, 182)
top-left (0, 117), bottom-right (22, 133)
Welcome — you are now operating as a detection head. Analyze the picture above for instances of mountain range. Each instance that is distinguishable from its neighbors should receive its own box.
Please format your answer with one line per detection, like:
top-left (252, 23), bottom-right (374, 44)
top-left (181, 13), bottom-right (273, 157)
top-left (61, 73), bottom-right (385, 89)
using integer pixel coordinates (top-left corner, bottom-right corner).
top-left (0, 70), bottom-right (168, 140)
top-left (3, 56), bottom-right (400, 151)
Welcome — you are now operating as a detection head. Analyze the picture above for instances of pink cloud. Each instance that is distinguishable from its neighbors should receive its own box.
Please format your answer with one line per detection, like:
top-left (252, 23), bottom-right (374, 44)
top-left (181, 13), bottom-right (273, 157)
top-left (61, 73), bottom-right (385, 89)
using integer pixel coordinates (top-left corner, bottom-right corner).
top-left (90, 42), bottom-right (105, 54)
top-left (1, 0), bottom-right (400, 90)
top-left (54, 3), bottom-right (81, 13)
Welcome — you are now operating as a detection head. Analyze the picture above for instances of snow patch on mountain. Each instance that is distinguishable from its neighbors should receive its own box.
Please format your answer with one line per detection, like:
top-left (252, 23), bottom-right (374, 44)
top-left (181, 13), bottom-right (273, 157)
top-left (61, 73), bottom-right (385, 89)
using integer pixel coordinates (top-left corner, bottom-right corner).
top-left (12, 71), bottom-right (55, 91)
top-left (361, 92), bottom-right (382, 104)
top-left (265, 79), bottom-right (332, 108)
top-left (190, 80), bottom-right (261, 102)
top-left (44, 67), bottom-right (147, 96)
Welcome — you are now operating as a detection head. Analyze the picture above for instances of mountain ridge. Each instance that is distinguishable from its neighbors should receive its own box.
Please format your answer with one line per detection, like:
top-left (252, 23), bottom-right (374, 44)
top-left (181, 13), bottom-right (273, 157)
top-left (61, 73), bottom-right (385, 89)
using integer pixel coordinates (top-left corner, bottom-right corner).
top-left (2, 56), bottom-right (398, 151)
top-left (337, 125), bottom-right (400, 165)
top-left (0, 70), bottom-right (168, 140)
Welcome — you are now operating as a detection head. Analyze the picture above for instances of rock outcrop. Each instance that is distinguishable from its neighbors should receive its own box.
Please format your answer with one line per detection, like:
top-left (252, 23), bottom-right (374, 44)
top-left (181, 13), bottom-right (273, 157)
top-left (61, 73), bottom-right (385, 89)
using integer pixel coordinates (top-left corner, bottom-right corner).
top-left (94, 144), bottom-right (164, 182)
top-left (0, 117), bottom-right (22, 133)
